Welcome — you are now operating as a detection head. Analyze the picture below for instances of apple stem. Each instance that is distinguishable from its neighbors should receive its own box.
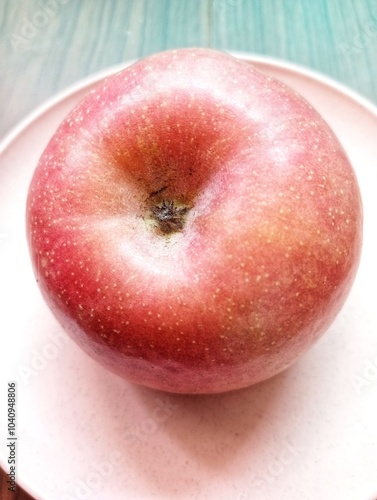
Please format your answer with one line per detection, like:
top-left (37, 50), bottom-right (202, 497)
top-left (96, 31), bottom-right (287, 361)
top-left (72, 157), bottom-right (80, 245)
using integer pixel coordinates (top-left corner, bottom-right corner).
top-left (150, 199), bottom-right (189, 235)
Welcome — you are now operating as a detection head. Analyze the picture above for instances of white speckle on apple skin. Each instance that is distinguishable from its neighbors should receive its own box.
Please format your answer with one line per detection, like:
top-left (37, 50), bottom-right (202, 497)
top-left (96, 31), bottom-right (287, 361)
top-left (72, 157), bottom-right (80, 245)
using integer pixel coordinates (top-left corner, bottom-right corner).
top-left (26, 48), bottom-right (362, 394)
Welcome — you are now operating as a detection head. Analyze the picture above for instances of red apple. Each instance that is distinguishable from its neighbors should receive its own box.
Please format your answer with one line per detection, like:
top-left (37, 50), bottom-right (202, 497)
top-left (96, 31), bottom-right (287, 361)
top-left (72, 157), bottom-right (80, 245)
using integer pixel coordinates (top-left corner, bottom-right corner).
top-left (26, 48), bottom-right (362, 394)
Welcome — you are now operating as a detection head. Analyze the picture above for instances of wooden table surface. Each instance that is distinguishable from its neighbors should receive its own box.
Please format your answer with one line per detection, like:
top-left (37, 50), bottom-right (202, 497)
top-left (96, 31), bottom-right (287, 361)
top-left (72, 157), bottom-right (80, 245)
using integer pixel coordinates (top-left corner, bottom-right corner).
top-left (1, 0), bottom-right (377, 498)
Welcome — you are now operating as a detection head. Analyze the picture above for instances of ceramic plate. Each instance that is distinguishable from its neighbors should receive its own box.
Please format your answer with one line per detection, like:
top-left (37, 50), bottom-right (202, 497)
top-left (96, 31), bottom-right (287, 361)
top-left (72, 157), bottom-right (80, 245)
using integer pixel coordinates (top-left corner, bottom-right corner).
top-left (1, 54), bottom-right (377, 500)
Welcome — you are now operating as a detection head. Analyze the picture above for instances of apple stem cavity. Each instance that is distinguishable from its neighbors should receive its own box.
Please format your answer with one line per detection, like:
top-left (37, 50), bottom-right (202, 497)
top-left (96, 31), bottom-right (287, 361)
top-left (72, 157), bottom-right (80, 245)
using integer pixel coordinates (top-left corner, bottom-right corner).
top-left (150, 199), bottom-right (189, 235)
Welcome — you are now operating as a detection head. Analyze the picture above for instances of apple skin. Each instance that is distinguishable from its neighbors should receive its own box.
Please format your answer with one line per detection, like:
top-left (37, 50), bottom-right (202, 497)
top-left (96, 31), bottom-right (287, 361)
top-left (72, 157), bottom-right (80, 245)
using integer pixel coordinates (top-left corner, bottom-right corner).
top-left (26, 48), bottom-right (362, 394)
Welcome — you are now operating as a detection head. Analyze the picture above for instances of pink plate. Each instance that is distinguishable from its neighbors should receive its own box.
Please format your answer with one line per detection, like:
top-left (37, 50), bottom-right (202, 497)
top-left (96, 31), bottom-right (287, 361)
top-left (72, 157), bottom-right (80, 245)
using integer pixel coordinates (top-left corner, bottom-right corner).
top-left (1, 54), bottom-right (377, 500)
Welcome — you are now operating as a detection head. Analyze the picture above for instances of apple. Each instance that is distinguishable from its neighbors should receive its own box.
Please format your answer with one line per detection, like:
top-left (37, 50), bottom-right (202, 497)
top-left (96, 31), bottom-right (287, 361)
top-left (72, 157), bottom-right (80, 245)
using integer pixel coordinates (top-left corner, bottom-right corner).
top-left (26, 48), bottom-right (362, 394)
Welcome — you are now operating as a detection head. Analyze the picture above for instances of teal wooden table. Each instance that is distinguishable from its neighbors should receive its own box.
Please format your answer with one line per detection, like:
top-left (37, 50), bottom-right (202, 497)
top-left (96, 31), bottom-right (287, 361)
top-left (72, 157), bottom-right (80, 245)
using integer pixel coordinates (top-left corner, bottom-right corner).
top-left (1, 1), bottom-right (377, 499)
